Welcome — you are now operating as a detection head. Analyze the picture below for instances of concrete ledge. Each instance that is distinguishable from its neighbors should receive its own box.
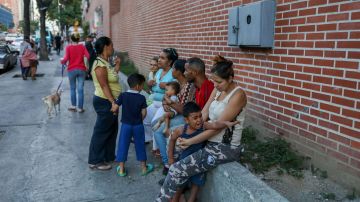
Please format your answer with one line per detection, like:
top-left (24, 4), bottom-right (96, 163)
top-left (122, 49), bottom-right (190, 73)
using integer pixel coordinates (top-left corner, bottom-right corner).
top-left (199, 162), bottom-right (288, 202)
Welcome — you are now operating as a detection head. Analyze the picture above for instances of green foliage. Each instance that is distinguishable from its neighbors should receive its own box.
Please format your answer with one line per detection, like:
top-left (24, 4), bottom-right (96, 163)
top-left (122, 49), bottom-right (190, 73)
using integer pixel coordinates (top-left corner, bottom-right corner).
top-left (310, 164), bottom-right (328, 179)
top-left (121, 61), bottom-right (138, 76)
top-left (18, 20), bottom-right (39, 34)
top-left (0, 24), bottom-right (8, 32)
top-left (320, 192), bottom-right (336, 200)
top-left (346, 188), bottom-right (357, 200)
top-left (240, 126), bottom-right (305, 178)
top-left (82, 21), bottom-right (90, 37)
top-left (47, 0), bottom-right (82, 32)
top-left (320, 170), bottom-right (328, 179)
top-left (115, 51), bottom-right (138, 76)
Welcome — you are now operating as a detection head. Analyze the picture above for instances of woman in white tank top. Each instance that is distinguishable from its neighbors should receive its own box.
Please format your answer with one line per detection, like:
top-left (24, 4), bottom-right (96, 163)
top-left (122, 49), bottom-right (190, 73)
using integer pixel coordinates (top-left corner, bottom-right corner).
top-left (157, 55), bottom-right (247, 202)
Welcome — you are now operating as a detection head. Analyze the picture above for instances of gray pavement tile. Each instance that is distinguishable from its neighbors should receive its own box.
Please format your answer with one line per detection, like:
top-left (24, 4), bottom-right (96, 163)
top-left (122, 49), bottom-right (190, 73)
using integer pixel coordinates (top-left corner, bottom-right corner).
top-left (0, 53), bottom-right (162, 202)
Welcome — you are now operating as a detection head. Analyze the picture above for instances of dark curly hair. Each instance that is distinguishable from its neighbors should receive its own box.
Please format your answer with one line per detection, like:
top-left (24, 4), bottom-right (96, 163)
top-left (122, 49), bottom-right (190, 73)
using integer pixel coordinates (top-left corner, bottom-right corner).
top-left (94, 36), bottom-right (112, 55)
top-left (162, 48), bottom-right (178, 66)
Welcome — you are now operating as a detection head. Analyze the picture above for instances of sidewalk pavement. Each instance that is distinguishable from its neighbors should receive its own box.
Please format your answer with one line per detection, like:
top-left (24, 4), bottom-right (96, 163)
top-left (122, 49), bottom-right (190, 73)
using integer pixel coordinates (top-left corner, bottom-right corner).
top-left (0, 53), bottom-right (162, 201)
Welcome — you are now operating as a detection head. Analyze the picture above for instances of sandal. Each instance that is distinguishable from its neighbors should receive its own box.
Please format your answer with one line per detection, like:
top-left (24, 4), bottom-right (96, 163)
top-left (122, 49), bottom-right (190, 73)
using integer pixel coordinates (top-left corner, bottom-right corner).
top-left (68, 106), bottom-right (77, 112)
top-left (89, 163), bottom-right (112, 171)
top-left (141, 163), bottom-right (154, 176)
top-left (116, 165), bottom-right (127, 177)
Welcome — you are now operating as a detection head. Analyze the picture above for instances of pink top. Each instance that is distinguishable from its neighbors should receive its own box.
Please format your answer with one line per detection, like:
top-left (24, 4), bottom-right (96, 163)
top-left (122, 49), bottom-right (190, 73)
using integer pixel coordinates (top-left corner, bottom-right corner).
top-left (61, 44), bottom-right (90, 72)
top-left (20, 49), bottom-right (37, 67)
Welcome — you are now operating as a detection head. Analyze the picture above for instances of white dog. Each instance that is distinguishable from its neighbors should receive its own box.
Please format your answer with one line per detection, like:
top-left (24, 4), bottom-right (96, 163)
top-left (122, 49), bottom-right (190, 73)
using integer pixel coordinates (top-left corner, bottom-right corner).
top-left (42, 90), bottom-right (62, 116)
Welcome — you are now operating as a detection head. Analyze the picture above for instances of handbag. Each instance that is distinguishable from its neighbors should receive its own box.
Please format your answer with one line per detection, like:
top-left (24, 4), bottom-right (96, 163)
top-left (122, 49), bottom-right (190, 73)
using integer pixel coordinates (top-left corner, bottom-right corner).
top-left (222, 126), bottom-right (234, 144)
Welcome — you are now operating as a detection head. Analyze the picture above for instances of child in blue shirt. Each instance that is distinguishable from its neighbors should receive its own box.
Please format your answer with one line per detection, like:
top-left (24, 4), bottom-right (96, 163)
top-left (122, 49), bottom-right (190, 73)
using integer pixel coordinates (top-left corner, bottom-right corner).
top-left (168, 102), bottom-right (239, 202)
top-left (111, 73), bottom-right (154, 176)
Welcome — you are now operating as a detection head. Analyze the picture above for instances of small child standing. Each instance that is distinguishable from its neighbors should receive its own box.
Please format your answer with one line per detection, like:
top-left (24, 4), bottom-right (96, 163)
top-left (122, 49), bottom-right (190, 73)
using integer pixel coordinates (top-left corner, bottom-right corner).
top-left (152, 81), bottom-right (181, 134)
top-left (168, 102), bottom-right (239, 202)
top-left (111, 73), bottom-right (154, 177)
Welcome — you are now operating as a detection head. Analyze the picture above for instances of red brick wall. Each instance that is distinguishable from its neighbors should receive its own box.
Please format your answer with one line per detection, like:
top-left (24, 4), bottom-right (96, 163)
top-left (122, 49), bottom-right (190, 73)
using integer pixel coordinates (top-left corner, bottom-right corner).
top-left (110, 0), bottom-right (360, 189)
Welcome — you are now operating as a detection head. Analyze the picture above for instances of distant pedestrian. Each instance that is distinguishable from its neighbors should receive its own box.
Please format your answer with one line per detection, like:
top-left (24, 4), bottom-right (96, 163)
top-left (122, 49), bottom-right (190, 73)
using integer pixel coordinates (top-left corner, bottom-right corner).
top-left (85, 34), bottom-right (96, 80)
top-left (54, 33), bottom-right (62, 55)
top-left (28, 40), bottom-right (39, 80)
top-left (111, 73), bottom-right (154, 177)
top-left (60, 33), bottom-right (90, 112)
top-left (88, 36), bottom-right (121, 170)
top-left (19, 36), bottom-right (33, 80)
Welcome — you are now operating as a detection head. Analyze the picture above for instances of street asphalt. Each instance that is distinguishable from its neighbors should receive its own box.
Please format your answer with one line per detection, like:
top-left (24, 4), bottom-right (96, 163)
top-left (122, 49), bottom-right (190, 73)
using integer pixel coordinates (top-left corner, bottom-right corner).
top-left (0, 52), bottom-right (163, 202)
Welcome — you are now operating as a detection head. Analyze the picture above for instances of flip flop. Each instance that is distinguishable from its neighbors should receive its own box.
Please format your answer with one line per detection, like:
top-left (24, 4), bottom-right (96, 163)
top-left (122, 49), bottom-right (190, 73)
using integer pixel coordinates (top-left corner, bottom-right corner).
top-left (116, 165), bottom-right (127, 177)
top-left (141, 163), bottom-right (154, 176)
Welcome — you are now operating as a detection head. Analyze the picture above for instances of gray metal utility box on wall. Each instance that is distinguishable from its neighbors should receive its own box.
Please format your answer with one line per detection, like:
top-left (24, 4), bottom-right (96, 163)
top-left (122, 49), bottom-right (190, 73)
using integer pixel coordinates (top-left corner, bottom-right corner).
top-left (228, 0), bottom-right (276, 48)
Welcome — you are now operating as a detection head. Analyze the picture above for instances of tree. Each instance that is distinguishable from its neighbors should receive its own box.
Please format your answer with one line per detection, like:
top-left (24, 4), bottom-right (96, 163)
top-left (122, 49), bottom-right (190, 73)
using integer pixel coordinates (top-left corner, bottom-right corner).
top-left (36, 0), bottom-right (53, 61)
top-left (47, 0), bottom-right (82, 35)
top-left (19, 20), bottom-right (39, 34)
top-left (23, 0), bottom-right (31, 38)
top-left (0, 24), bottom-right (7, 32)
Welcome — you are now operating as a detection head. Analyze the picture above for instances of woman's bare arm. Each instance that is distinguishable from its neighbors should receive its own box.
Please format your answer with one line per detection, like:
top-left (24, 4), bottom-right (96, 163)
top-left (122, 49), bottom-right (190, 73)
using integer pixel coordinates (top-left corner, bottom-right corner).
top-left (201, 88), bottom-right (217, 121)
top-left (95, 66), bottom-right (116, 103)
top-left (168, 127), bottom-right (183, 165)
top-left (180, 89), bottom-right (247, 146)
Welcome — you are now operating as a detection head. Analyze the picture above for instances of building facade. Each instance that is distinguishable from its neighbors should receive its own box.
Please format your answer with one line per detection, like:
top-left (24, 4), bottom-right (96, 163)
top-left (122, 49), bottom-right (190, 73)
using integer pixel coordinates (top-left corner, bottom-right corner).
top-left (0, 0), bottom-right (22, 30)
top-left (84, 0), bottom-right (360, 190)
top-left (0, 4), bottom-right (13, 28)
top-left (82, 0), bottom-right (120, 37)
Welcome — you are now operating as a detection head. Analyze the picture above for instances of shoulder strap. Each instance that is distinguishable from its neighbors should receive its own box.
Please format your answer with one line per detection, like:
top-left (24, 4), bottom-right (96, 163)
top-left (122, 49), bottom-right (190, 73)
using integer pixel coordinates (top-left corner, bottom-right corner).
top-left (182, 124), bottom-right (188, 134)
top-left (223, 86), bottom-right (242, 103)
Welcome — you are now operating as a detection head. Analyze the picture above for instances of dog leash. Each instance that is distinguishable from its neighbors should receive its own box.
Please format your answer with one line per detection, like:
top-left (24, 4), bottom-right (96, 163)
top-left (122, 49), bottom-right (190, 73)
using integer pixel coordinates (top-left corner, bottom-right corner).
top-left (56, 64), bottom-right (66, 93)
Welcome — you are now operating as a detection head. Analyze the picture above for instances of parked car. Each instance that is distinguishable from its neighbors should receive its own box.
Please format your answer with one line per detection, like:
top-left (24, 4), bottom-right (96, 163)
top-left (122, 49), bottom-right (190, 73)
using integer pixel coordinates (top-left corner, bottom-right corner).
top-left (0, 32), bottom-right (6, 41)
top-left (0, 44), bottom-right (18, 71)
top-left (5, 33), bottom-right (20, 43)
top-left (10, 38), bottom-right (23, 52)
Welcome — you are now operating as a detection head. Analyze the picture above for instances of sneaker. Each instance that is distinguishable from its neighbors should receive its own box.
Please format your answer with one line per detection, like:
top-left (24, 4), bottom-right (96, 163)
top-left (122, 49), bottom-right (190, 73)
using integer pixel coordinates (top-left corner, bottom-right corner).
top-left (89, 163), bottom-right (112, 171)
top-left (78, 108), bottom-right (85, 113)
top-left (68, 106), bottom-right (77, 112)
top-left (97, 163), bottom-right (112, 170)
top-left (89, 164), bottom-right (96, 169)
top-left (162, 166), bottom-right (169, 175)
top-left (158, 178), bottom-right (165, 186)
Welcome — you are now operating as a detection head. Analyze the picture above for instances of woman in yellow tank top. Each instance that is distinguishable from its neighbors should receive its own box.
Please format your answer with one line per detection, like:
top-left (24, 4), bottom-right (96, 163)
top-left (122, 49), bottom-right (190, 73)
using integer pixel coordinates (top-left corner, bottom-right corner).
top-left (88, 36), bottom-right (121, 171)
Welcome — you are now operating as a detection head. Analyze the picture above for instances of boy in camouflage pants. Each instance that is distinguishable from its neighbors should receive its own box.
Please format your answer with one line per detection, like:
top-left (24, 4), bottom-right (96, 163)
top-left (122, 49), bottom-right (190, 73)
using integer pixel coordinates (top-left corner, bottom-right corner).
top-left (156, 141), bottom-right (242, 201)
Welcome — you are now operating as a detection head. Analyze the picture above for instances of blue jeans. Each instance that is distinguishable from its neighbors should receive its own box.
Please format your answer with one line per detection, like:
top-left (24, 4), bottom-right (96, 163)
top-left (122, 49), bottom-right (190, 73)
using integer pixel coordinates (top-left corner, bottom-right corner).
top-left (153, 114), bottom-right (185, 165)
top-left (68, 69), bottom-right (86, 109)
top-left (88, 96), bottom-right (118, 164)
top-left (116, 123), bottom-right (147, 162)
